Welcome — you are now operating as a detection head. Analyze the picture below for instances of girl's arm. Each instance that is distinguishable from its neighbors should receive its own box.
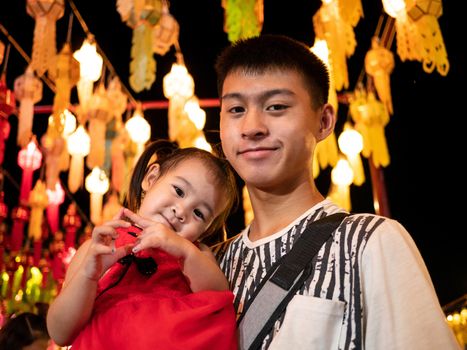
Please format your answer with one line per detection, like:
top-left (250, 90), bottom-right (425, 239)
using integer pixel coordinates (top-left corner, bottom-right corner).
top-left (124, 208), bottom-right (229, 292)
top-left (46, 216), bottom-right (131, 346)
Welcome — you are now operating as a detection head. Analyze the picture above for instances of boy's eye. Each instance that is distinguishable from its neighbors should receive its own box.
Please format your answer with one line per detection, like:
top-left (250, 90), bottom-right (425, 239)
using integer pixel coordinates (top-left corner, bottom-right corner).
top-left (193, 209), bottom-right (205, 221)
top-left (266, 104), bottom-right (288, 112)
top-left (174, 186), bottom-right (184, 197)
top-left (228, 106), bottom-right (245, 114)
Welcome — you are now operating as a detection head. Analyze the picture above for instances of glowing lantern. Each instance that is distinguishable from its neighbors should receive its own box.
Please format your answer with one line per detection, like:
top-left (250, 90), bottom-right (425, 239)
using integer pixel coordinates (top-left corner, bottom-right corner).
top-left (85, 167), bottom-right (110, 225)
top-left (338, 123), bottom-right (365, 186)
top-left (163, 60), bottom-right (194, 142)
top-left (17, 139), bottom-right (43, 203)
top-left (194, 135), bottom-right (212, 152)
top-left (0, 117), bottom-right (10, 166)
top-left (328, 158), bottom-right (354, 211)
top-left (152, 1), bottom-right (179, 55)
top-left (0, 74), bottom-right (16, 119)
top-left (51, 43), bottom-right (80, 116)
top-left (60, 109), bottom-right (77, 138)
top-left (73, 35), bottom-right (103, 111)
top-left (26, 0), bottom-right (64, 76)
top-left (221, 0), bottom-right (264, 42)
top-left (125, 106), bottom-right (151, 162)
top-left (28, 180), bottom-right (48, 242)
top-left (10, 205), bottom-right (30, 252)
top-left (0, 41), bottom-right (4, 64)
top-left (184, 97), bottom-right (206, 131)
top-left (63, 202), bottom-right (81, 249)
top-left (311, 39), bottom-right (338, 113)
top-left (46, 181), bottom-right (65, 234)
top-left (106, 77), bottom-right (128, 123)
top-left (67, 125), bottom-right (90, 193)
top-left (365, 37), bottom-right (395, 115)
top-left (14, 66), bottom-right (43, 147)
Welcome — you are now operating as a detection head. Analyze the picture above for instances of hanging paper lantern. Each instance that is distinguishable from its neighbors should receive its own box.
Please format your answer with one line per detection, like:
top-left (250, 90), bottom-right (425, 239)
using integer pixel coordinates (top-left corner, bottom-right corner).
top-left (117, 0), bottom-right (163, 92)
top-left (51, 43), bottom-right (80, 116)
top-left (338, 123), bottom-right (365, 186)
top-left (328, 158), bottom-right (354, 211)
top-left (163, 60), bottom-right (194, 142)
top-left (10, 205), bottom-right (30, 252)
top-left (184, 97), bottom-right (206, 131)
top-left (222, 0), bottom-right (264, 42)
top-left (41, 129), bottom-right (65, 190)
top-left (0, 117), bottom-right (10, 166)
top-left (152, 2), bottom-right (179, 55)
top-left (28, 180), bottom-right (48, 242)
top-left (365, 36), bottom-right (395, 115)
top-left (313, 0), bottom-right (357, 90)
top-left (67, 125), bottom-right (91, 193)
top-left (14, 66), bottom-right (43, 147)
top-left (26, 0), bottom-right (65, 76)
top-left (0, 75), bottom-right (16, 119)
top-left (110, 130), bottom-right (127, 193)
top-left (0, 40), bottom-right (4, 65)
top-left (17, 139), bottom-right (43, 203)
top-left (0, 192), bottom-right (7, 225)
top-left (46, 181), bottom-right (65, 234)
top-left (102, 192), bottom-right (122, 223)
top-left (73, 35), bottom-right (103, 111)
top-left (106, 77), bottom-right (128, 123)
top-left (311, 39), bottom-right (338, 113)
top-left (85, 167), bottom-right (110, 225)
top-left (125, 106), bottom-right (150, 162)
top-left (62, 202), bottom-right (81, 249)
top-left (313, 130), bottom-right (339, 179)
top-left (350, 88), bottom-right (390, 168)
top-left (86, 84), bottom-right (112, 169)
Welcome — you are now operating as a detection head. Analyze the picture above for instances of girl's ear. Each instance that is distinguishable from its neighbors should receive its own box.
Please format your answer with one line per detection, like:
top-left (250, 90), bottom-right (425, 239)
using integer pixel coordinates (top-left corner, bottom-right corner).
top-left (317, 103), bottom-right (336, 141)
top-left (142, 163), bottom-right (160, 192)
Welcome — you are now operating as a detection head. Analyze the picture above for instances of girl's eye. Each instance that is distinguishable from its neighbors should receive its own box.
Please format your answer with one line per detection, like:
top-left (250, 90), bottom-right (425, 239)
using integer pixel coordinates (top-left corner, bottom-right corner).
top-left (174, 186), bottom-right (184, 197)
top-left (193, 209), bottom-right (205, 221)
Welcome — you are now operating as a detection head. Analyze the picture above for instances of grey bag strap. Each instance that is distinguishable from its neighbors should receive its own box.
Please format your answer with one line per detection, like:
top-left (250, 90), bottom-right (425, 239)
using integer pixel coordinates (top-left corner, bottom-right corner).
top-left (237, 212), bottom-right (349, 350)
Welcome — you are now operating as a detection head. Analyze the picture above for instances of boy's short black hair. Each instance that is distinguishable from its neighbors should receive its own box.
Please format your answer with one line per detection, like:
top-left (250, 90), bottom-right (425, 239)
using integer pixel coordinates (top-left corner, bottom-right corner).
top-left (215, 34), bottom-right (330, 108)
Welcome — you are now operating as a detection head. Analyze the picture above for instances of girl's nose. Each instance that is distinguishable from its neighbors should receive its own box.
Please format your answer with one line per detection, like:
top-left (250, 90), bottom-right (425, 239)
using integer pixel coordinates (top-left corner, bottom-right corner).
top-left (172, 207), bottom-right (185, 222)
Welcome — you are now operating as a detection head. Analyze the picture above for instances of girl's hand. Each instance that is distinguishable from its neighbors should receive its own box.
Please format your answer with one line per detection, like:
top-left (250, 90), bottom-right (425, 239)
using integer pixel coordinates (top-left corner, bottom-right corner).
top-left (122, 208), bottom-right (195, 260)
top-left (82, 208), bottom-right (133, 280)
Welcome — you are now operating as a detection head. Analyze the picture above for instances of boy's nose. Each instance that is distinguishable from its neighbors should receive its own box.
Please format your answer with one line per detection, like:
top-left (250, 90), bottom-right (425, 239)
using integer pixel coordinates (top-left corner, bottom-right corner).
top-left (241, 112), bottom-right (268, 139)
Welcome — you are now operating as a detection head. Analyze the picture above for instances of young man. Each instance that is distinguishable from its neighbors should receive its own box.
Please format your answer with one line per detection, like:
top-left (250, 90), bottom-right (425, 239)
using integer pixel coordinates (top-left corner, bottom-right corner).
top-left (215, 34), bottom-right (459, 349)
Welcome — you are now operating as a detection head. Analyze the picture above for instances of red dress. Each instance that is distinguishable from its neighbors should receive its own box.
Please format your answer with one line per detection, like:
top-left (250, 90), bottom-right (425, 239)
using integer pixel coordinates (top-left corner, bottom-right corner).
top-left (71, 227), bottom-right (237, 350)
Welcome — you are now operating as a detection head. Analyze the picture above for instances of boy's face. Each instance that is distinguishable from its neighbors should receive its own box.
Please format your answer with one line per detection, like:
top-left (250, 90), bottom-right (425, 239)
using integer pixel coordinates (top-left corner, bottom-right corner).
top-left (219, 69), bottom-right (323, 190)
top-left (139, 158), bottom-right (225, 242)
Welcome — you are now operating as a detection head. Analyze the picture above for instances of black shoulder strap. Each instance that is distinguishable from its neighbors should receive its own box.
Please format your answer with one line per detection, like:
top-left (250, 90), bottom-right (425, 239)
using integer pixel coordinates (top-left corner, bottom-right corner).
top-left (237, 212), bottom-right (349, 350)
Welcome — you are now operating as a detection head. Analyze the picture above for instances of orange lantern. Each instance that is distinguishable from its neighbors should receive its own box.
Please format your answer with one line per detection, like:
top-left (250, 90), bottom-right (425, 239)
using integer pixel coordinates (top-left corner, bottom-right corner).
top-left (63, 203), bottom-right (81, 249)
top-left (46, 181), bottom-right (65, 234)
top-left (28, 180), bottom-right (48, 242)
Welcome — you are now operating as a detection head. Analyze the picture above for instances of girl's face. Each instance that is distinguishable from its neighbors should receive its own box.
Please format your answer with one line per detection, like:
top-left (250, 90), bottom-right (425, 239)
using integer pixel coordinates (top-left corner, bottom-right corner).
top-left (138, 158), bottom-right (226, 242)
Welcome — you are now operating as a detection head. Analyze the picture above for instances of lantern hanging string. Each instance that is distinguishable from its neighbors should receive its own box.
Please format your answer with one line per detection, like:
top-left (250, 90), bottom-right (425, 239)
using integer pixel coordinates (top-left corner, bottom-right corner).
top-left (0, 23), bottom-right (56, 93)
top-left (67, 0), bottom-right (138, 109)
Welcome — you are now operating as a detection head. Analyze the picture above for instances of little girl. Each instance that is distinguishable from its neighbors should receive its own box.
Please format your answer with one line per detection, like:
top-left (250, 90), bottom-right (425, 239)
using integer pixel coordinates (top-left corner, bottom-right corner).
top-left (47, 140), bottom-right (238, 349)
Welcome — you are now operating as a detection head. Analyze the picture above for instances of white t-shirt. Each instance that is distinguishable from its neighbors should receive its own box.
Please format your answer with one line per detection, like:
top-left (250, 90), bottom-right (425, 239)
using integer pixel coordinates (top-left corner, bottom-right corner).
top-left (219, 199), bottom-right (460, 349)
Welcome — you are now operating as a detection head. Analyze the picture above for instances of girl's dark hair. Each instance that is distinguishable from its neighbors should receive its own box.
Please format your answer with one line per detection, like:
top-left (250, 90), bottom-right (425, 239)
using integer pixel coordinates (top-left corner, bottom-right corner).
top-left (215, 34), bottom-right (330, 109)
top-left (0, 312), bottom-right (49, 349)
top-left (124, 139), bottom-right (238, 241)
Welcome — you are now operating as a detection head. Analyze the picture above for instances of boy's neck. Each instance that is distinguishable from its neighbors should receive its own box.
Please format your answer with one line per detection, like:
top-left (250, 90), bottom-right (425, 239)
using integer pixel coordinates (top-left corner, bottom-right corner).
top-left (246, 183), bottom-right (325, 242)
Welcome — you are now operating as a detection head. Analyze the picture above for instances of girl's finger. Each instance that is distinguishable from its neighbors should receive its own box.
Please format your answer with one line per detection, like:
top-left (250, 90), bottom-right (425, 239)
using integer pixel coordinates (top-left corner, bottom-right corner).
top-left (122, 208), bottom-right (153, 228)
top-left (112, 207), bottom-right (126, 220)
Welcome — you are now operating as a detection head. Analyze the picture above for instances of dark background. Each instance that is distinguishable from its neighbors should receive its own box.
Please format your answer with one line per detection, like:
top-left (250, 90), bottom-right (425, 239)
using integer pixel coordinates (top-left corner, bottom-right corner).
top-left (1, 1), bottom-right (465, 307)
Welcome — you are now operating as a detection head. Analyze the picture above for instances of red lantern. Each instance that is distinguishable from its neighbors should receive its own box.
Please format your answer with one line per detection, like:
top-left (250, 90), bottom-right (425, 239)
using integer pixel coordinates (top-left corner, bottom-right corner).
top-left (0, 75), bottom-right (16, 118)
top-left (63, 202), bottom-right (81, 249)
top-left (17, 139), bottom-right (43, 203)
top-left (0, 117), bottom-right (10, 166)
top-left (10, 205), bottom-right (30, 252)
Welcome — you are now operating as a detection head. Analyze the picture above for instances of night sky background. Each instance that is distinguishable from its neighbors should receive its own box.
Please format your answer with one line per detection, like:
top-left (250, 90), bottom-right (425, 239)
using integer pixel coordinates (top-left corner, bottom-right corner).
top-left (1, 1), bottom-right (465, 307)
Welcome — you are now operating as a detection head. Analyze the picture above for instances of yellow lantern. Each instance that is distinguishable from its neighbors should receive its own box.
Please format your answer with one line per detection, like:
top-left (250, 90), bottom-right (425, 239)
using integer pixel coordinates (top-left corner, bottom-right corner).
top-left (338, 123), bottom-right (365, 186)
top-left (184, 97), bottom-right (206, 131)
top-left (28, 180), bottom-right (48, 241)
top-left (125, 106), bottom-right (151, 162)
top-left (152, 1), bottom-right (179, 55)
top-left (85, 167), bottom-right (110, 225)
top-left (73, 35), bottom-right (103, 111)
top-left (26, 0), bottom-right (65, 76)
top-left (328, 158), bottom-right (354, 211)
top-left (67, 125), bottom-right (91, 193)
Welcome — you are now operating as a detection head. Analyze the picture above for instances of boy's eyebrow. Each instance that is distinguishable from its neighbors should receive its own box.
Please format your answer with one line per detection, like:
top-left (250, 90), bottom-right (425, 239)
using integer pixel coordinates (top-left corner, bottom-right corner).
top-left (175, 176), bottom-right (214, 217)
top-left (221, 89), bottom-right (295, 102)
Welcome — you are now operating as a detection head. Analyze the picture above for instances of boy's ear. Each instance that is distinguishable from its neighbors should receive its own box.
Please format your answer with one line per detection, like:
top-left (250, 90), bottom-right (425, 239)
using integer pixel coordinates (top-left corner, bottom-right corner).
top-left (142, 163), bottom-right (160, 192)
top-left (317, 103), bottom-right (336, 141)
